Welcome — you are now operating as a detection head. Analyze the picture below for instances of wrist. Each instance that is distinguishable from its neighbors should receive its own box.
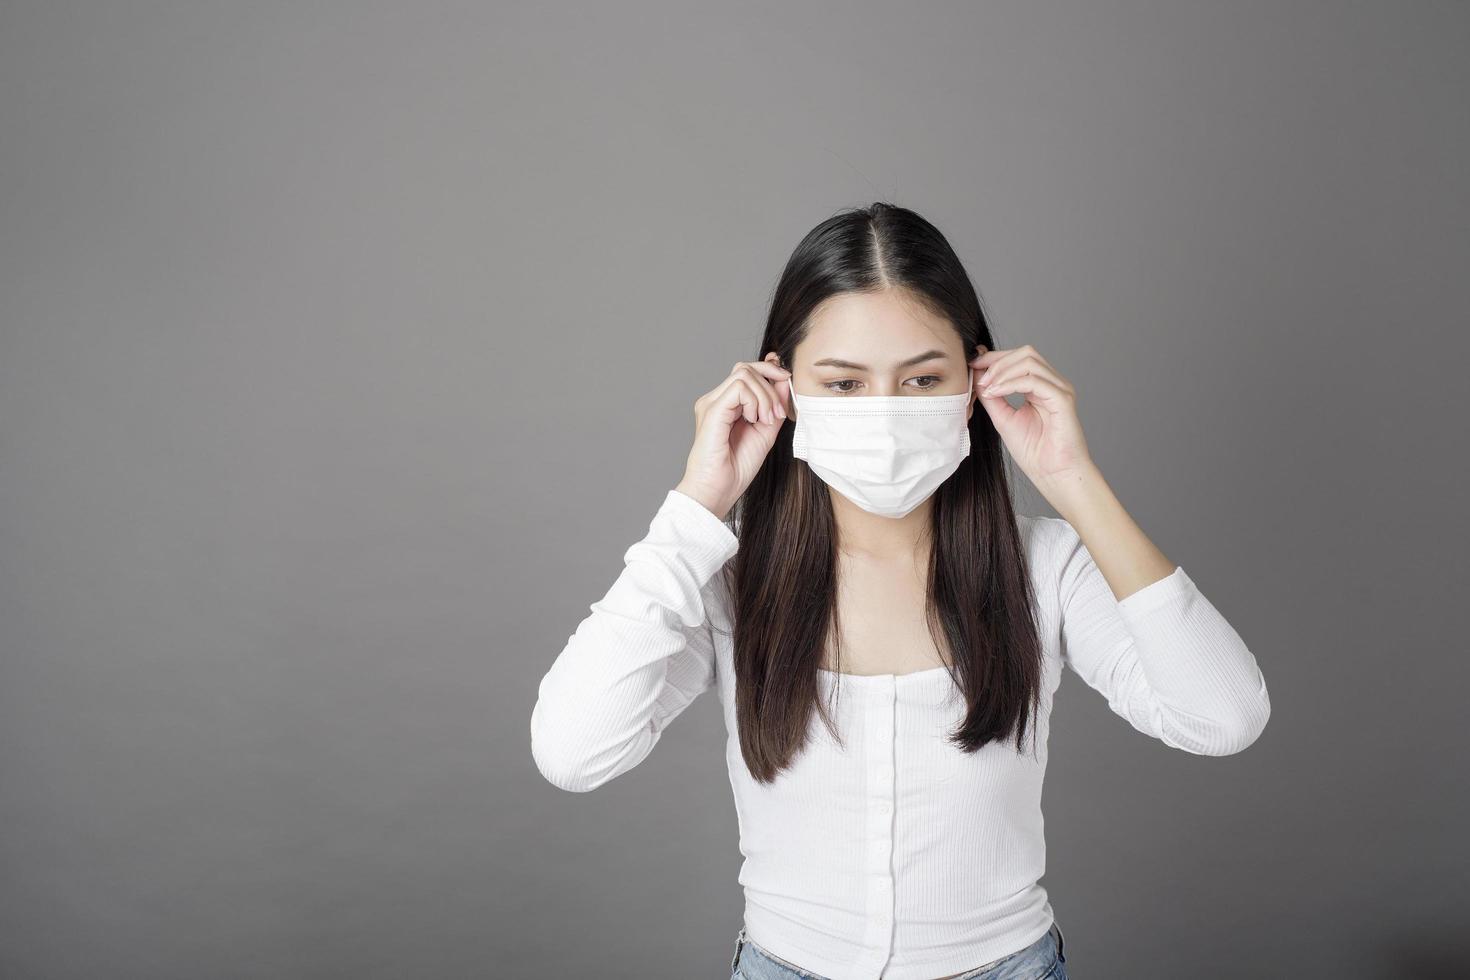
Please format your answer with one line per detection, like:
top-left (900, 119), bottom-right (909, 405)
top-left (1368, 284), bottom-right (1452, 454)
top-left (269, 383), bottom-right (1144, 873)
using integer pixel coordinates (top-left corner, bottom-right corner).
top-left (1037, 462), bottom-right (1113, 524)
top-left (674, 480), bottom-right (732, 521)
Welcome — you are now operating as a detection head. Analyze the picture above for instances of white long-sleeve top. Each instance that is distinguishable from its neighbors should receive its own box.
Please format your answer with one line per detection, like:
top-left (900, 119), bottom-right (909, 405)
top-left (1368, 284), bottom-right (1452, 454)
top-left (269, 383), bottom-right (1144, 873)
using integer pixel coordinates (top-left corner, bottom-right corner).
top-left (530, 489), bottom-right (1271, 980)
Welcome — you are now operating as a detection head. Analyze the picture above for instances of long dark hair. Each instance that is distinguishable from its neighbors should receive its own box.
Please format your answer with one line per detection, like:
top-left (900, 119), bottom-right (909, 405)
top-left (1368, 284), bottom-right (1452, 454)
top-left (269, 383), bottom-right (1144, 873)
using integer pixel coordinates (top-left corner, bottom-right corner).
top-left (717, 202), bottom-right (1045, 785)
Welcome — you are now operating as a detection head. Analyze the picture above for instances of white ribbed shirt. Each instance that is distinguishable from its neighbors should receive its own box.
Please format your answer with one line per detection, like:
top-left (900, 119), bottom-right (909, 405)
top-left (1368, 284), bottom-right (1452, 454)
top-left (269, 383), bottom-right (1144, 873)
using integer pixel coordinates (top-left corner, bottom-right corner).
top-left (530, 489), bottom-right (1271, 980)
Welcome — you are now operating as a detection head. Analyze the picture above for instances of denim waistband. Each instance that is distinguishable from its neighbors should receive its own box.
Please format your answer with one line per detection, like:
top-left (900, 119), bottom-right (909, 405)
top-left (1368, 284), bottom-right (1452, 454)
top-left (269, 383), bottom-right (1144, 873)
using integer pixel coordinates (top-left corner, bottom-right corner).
top-left (731, 920), bottom-right (1065, 978)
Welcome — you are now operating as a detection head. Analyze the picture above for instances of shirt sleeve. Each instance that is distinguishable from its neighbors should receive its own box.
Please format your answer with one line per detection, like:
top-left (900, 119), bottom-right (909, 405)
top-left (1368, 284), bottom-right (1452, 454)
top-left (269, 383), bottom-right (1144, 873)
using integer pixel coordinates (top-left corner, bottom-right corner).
top-left (1052, 517), bottom-right (1271, 756)
top-left (529, 488), bottom-right (740, 791)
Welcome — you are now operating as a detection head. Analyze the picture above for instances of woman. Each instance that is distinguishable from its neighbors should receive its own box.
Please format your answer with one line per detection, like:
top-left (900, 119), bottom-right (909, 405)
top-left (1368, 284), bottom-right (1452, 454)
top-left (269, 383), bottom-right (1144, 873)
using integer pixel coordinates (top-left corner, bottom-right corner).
top-left (529, 203), bottom-right (1271, 980)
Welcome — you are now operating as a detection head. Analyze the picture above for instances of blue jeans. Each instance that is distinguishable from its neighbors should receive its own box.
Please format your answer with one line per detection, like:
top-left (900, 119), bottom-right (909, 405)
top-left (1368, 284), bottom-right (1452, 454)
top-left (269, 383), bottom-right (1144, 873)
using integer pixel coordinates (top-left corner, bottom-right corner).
top-left (730, 920), bottom-right (1067, 980)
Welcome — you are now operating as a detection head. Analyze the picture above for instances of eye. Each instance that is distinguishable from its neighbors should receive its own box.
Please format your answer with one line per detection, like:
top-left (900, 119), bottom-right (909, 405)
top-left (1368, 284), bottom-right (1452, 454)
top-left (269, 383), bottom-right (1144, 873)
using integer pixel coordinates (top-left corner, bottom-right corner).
top-left (824, 379), bottom-right (861, 394)
top-left (909, 375), bottom-right (942, 391)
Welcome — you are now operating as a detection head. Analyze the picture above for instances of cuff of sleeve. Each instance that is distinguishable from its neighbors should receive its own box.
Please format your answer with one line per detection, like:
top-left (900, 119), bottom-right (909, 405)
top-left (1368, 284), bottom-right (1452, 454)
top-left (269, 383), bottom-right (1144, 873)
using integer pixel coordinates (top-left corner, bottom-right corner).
top-left (1115, 565), bottom-right (1193, 616)
top-left (656, 488), bottom-right (740, 574)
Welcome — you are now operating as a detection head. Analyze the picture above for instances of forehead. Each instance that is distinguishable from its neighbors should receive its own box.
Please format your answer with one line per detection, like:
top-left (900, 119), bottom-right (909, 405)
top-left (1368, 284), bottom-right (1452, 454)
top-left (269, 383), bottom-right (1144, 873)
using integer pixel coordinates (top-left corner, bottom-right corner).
top-left (800, 290), bottom-right (959, 361)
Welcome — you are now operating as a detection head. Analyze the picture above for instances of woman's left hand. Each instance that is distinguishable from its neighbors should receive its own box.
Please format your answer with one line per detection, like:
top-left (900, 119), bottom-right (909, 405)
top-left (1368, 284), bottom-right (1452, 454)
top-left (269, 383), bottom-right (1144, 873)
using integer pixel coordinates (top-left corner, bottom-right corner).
top-left (970, 345), bottom-right (1098, 502)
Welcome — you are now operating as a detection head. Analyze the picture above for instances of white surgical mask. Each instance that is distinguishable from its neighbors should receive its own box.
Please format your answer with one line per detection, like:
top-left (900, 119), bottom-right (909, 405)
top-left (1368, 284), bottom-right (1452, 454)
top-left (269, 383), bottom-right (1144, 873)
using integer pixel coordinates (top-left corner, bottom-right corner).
top-left (787, 367), bottom-right (973, 519)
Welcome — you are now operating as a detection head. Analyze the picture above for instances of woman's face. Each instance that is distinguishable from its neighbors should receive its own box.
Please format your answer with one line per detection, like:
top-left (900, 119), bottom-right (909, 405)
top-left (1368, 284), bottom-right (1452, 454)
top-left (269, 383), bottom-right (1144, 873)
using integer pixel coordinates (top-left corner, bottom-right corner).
top-left (766, 289), bottom-right (977, 421)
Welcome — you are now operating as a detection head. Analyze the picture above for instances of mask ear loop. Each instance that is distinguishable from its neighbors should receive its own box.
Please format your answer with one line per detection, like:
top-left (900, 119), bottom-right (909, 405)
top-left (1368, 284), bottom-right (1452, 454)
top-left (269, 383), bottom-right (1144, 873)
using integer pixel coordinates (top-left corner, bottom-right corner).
top-left (785, 374), bottom-right (798, 465)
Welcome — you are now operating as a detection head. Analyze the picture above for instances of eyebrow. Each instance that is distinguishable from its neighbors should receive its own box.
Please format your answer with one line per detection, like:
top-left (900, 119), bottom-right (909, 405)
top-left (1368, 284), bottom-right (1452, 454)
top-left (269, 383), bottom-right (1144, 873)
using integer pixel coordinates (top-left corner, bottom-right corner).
top-left (811, 349), bottom-right (951, 371)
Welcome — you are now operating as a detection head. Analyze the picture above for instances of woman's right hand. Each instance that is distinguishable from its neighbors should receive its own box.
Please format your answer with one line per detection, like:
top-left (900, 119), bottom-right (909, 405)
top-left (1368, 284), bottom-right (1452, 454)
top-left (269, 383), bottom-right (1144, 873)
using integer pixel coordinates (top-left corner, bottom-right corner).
top-left (674, 359), bottom-right (792, 520)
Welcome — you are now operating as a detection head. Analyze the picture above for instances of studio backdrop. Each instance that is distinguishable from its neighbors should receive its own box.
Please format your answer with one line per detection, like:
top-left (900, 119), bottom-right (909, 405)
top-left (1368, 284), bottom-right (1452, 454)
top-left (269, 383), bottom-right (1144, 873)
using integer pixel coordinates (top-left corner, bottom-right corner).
top-left (1, 3), bottom-right (1466, 979)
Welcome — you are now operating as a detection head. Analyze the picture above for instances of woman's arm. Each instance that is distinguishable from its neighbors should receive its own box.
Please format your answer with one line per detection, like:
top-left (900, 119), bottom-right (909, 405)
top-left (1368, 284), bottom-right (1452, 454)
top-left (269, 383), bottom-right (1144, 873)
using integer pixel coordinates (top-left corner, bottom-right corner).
top-left (530, 357), bottom-right (788, 792)
top-left (1047, 465), bottom-right (1271, 756)
top-left (529, 488), bottom-right (738, 792)
top-left (972, 345), bottom-right (1271, 756)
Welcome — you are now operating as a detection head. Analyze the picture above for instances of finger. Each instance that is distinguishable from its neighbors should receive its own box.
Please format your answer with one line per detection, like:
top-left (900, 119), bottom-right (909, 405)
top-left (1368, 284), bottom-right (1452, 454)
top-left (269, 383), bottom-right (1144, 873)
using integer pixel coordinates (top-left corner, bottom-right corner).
top-left (966, 345), bottom-right (991, 367)
top-left (748, 359), bottom-right (794, 383)
top-left (979, 355), bottom-right (1073, 397)
top-left (981, 345), bottom-right (1064, 390)
top-left (732, 365), bottom-right (779, 424)
top-left (737, 376), bottom-right (786, 429)
top-left (754, 363), bottom-right (792, 421)
top-left (696, 370), bottom-right (748, 425)
top-left (976, 346), bottom-right (1033, 387)
top-left (702, 363), bottom-right (776, 426)
top-left (692, 378), bottom-right (736, 451)
top-left (748, 360), bottom-right (793, 419)
top-left (725, 376), bottom-right (759, 425)
top-left (1005, 340), bottom-right (1064, 379)
top-left (751, 378), bottom-right (787, 430)
top-left (971, 364), bottom-right (994, 403)
top-left (978, 347), bottom-right (1064, 391)
top-left (977, 383), bottom-right (1018, 425)
top-left (982, 371), bottom-right (1073, 413)
top-left (1019, 344), bottom-right (1061, 375)
top-left (972, 347), bottom-right (1007, 373)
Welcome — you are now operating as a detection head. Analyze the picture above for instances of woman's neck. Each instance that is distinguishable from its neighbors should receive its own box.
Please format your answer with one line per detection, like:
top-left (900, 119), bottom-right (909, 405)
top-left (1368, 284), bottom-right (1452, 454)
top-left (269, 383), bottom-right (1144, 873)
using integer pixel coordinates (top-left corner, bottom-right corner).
top-left (829, 490), bottom-right (933, 564)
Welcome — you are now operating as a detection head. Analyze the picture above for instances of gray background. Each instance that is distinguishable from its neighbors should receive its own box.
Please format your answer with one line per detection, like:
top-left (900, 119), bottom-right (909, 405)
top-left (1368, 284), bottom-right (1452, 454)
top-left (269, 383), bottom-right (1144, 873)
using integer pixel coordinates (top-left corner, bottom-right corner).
top-left (1, 2), bottom-right (1465, 978)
